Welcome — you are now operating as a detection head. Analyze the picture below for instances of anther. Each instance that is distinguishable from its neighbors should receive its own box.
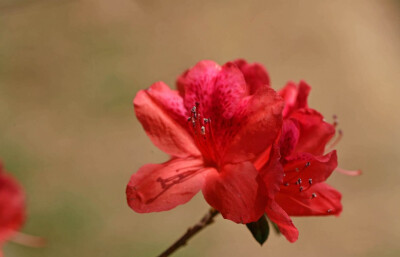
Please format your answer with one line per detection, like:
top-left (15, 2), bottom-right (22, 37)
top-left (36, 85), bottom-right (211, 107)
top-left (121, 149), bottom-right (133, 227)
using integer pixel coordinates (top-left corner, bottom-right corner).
top-left (299, 186), bottom-right (303, 192)
top-left (305, 162), bottom-right (311, 167)
top-left (326, 129), bottom-right (343, 152)
top-left (187, 117), bottom-right (191, 121)
top-left (311, 193), bottom-right (317, 199)
top-left (297, 178), bottom-right (302, 185)
top-left (333, 114), bottom-right (338, 127)
top-left (191, 106), bottom-right (196, 113)
top-left (309, 178), bottom-right (312, 185)
top-left (284, 183), bottom-right (289, 186)
top-left (203, 118), bottom-right (209, 123)
top-left (201, 126), bottom-right (205, 135)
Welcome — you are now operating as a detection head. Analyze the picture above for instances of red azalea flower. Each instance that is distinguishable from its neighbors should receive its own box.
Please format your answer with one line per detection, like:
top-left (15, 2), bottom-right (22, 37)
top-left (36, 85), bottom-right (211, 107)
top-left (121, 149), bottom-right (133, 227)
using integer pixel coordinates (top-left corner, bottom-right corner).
top-left (261, 80), bottom-right (348, 242)
top-left (126, 60), bottom-right (284, 223)
top-left (0, 162), bottom-right (25, 255)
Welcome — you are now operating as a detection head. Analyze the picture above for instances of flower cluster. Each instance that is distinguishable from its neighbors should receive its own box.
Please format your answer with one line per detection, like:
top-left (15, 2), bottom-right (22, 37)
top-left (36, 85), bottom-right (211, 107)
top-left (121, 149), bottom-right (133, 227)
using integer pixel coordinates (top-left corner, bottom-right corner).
top-left (0, 162), bottom-right (25, 255)
top-left (126, 59), bottom-right (356, 242)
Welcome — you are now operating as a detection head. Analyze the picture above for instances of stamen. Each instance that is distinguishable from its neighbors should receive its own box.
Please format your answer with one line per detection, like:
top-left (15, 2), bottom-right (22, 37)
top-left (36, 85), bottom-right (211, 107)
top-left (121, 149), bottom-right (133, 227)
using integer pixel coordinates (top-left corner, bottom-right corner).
top-left (335, 167), bottom-right (362, 176)
top-left (311, 193), bottom-right (317, 199)
top-left (299, 186), bottom-right (303, 192)
top-left (283, 161), bottom-right (313, 185)
top-left (333, 114), bottom-right (338, 127)
top-left (326, 129), bottom-right (343, 152)
top-left (11, 232), bottom-right (46, 248)
top-left (308, 178), bottom-right (312, 185)
top-left (186, 103), bottom-right (220, 166)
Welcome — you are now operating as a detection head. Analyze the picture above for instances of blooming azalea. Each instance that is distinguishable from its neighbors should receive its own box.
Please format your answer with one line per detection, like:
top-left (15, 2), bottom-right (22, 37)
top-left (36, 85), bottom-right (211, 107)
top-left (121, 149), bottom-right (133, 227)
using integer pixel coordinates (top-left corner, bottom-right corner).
top-left (0, 162), bottom-right (25, 256)
top-left (126, 60), bottom-right (284, 224)
top-left (258, 80), bottom-right (357, 242)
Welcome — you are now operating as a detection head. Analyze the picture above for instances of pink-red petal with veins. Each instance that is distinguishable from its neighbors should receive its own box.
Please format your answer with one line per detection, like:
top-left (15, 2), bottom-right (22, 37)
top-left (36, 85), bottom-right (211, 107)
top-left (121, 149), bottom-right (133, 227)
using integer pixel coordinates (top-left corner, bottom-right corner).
top-left (291, 108), bottom-right (335, 156)
top-left (209, 62), bottom-right (247, 120)
top-left (178, 60), bottom-right (247, 120)
top-left (276, 183), bottom-right (342, 216)
top-left (233, 59), bottom-right (270, 94)
top-left (126, 157), bottom-right (207, 213)
top-left (202, 162), bottom-right (267, 224)
top-left (177, 60), bottom-right (220, 116)
top-left (134, 82), bottom-right (200, 158)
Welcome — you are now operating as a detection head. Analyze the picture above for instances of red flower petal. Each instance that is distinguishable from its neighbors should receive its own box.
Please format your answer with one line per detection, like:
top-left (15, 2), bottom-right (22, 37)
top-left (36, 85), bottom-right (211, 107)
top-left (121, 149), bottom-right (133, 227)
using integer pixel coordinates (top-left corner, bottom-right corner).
top-left (233, 59), bottom-right (270, 94)
top-left (176, 60), bottom-right (221, 114)
top-left (279, 119), bottom-right (300, 158)
top-left (0, 171), bottom-right (25, 245)
top-left (223, 87), bottom-right (284, 163)
top-left (291, 108), bottom-right (335, 156)
top-left (259, 145), bottom-right (284, 199)
top-left (276, 183), bottom-right (342, 216)
top-left (283, 150), bottom-right (338, 188)
top-left (175, 61), bottom-right (220, 101)
top-left (126, 157), bottom-right (207, 213)
top-left (202, 162), bottom-right (267, 224)
top-left (265, 201), bottom-right (299, 243)
top-left (260, 146), bottom-right (299, 242)
top-left (134, 82), bottom-right (200, 158)
top-left (177, 60), bottom-right (283, 165)
top-left (178, 60), bottom-right (247, 120)
top-left (279, 80), bottom-right (311, 118)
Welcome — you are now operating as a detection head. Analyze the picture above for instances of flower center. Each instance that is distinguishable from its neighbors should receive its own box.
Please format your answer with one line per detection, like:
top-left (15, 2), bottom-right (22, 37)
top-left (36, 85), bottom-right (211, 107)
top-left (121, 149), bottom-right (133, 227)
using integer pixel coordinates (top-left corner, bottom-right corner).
top-left (187, 102), bottom-right (220, 167)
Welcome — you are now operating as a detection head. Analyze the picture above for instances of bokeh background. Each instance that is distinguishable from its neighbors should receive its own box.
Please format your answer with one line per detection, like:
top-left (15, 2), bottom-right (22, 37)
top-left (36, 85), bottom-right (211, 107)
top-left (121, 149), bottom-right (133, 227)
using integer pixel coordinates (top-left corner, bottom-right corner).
top-left (1, 0), bottom-right (399, 256)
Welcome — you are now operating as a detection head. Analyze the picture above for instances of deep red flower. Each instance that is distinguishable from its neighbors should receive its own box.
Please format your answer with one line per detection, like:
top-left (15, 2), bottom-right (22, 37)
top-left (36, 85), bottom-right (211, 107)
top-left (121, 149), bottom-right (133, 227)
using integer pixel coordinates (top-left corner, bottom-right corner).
top-left (0, 162), bottom-right (25, 255)
top-left (260, 80), bottom-right (344, 242)
top-left (126, 60), bottom-right (284, 223)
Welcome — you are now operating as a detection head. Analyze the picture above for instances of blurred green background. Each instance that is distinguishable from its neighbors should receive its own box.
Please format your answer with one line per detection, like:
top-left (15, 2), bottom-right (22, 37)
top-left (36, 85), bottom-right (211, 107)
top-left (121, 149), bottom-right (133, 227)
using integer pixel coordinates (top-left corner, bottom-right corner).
top-left (1, 0), bottom-right (399, 256)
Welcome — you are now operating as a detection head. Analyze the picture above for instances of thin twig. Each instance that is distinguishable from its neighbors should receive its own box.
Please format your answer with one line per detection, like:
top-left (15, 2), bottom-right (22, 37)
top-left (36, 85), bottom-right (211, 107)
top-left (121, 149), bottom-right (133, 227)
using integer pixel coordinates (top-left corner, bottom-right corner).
top-left (157, 208), bottom-right (220, 257)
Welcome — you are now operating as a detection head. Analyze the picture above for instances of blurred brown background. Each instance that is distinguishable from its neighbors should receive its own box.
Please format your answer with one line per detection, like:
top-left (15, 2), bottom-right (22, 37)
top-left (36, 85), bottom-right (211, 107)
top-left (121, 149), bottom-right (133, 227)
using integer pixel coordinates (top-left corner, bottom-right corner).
top-left (0, 0), bottom-right (399, 256)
